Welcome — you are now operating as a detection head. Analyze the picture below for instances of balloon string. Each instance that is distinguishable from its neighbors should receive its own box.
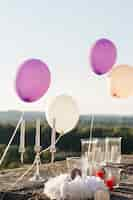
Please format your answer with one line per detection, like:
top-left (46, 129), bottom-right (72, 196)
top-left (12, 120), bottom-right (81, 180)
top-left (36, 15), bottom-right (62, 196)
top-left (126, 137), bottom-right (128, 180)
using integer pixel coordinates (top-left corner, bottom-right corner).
top-left (0, 112), bottom-right (24, 166)
top-left (11, 158), bottom-right (37, 188)
top-left (88, 114), bottom-right (94, 159)
top-left (40, 134), bottom-right (62, 155)
top-left (10, 134), bottom-right (63, 188)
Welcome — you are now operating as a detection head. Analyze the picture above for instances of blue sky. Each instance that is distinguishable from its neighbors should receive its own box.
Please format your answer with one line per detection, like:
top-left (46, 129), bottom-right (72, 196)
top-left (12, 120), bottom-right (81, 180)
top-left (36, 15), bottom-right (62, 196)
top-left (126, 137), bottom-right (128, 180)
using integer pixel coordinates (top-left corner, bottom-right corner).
top-left (0, 0), bottom-right (133, 114)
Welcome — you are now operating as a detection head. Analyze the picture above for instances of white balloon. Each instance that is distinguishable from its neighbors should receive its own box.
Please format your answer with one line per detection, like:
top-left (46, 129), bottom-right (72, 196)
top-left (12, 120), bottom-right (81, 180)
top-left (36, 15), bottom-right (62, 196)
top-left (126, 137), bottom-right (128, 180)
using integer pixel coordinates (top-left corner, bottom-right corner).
top-left (46, 95), bottom-right (79, 134)
top-left (109, 65), bottom-right (133, 98)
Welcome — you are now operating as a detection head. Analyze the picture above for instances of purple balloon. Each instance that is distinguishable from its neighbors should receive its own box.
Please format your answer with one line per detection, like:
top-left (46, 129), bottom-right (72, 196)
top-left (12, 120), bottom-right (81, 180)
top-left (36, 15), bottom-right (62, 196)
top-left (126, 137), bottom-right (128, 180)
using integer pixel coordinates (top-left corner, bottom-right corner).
top-left (90, 38), bottom-right (117, 75)
top-left (15, 59), bottom-right (51, 103)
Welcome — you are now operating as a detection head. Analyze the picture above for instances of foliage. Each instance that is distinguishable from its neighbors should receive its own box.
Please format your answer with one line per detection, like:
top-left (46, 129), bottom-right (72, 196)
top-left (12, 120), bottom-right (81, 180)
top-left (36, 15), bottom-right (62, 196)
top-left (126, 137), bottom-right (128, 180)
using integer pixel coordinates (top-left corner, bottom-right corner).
top-left (0, 119), bottom-right (133, 169)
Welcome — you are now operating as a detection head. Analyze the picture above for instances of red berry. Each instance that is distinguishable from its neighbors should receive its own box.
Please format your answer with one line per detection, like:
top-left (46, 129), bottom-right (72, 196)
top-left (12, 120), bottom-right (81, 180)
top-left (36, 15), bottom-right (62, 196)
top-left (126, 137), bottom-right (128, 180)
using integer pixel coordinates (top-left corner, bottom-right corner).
top-left (105, 178), bottom-right (115, 191)
top-left (95, 170), bottom-right (105, 179)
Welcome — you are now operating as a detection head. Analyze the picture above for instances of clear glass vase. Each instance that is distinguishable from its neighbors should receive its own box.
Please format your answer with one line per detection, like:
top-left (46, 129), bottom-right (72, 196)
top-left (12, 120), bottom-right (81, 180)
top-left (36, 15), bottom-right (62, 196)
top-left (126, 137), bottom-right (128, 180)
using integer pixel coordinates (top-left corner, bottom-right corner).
top-left (81, 139), bottom-right (97, 162)
top-left (92, 138), bottom-right (106, 165)
top-left (66, 157), bottom-right (82, 172)
top-left (81, 138), bottom-right (106, 176)
top-left (105, 137), bottom-right (122, 164)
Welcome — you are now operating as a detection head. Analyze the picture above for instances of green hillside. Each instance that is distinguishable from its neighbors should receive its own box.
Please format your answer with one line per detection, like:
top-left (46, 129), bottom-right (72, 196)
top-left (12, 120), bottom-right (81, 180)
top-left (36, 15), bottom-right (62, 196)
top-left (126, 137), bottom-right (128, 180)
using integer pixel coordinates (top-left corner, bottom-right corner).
top-left (0, 114), bottom-right (133, 169)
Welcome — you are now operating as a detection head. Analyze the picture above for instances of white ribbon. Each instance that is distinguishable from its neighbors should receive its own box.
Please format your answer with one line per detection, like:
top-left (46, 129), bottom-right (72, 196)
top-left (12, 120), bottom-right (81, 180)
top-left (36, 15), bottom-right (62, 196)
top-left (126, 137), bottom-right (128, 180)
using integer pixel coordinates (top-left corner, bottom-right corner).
top-left (0, 112), bottom-right (24, 166)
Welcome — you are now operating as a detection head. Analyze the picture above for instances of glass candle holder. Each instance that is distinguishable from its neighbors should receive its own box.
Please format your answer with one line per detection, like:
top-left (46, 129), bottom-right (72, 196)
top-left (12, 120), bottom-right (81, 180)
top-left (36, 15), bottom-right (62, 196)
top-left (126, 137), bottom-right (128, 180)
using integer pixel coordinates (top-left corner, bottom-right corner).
top-left (81, 138), bottom-right (106, 176)
top-left (105, 137), bottom-right (122, 164)
top-left (105, 166), bottom-right (121, 187)
top-left (81, 138), bottom-right (98, 162)
top-left (92, 138), bottom-right (106, 165)
top-left (66, 157), bottom-right (82, 173)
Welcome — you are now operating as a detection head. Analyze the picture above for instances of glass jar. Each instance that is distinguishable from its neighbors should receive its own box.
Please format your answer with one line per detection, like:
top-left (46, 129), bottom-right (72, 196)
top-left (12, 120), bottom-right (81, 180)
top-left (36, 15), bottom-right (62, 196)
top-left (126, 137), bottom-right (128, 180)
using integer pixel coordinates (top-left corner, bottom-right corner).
top-left (105, 137), bottom-right (122, 164)
top-left (92, 138), bottom-right (106, 165)
top-left (66, 157), bottom-right (82, 172)
top-left (105, 166), bottom-right (121, 187)
top-left (81, 138), bottom-right (106, 176)
top-left (81, 138), bottom-right (98, 163)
